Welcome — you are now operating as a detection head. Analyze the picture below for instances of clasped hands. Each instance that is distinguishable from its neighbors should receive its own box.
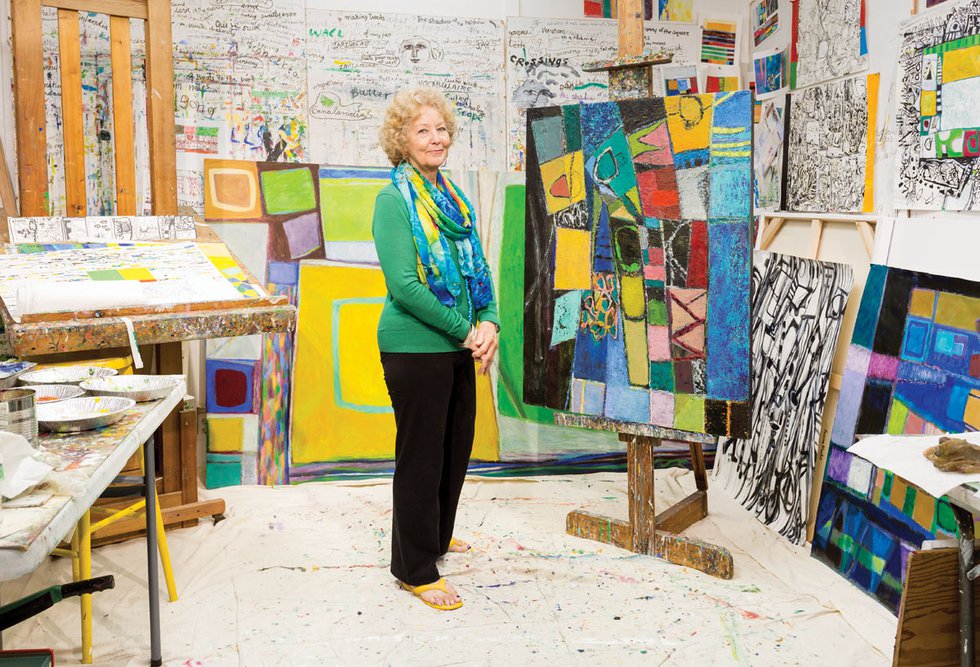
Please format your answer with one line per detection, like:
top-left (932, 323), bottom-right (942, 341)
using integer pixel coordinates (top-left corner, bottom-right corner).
top-left (463, 321), bottom-right (498, 375)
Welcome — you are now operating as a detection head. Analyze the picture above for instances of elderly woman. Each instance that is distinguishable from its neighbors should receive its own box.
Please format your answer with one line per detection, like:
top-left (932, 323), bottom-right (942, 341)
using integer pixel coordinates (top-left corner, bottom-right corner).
top-left (373, 87), bottom-right (499, 611)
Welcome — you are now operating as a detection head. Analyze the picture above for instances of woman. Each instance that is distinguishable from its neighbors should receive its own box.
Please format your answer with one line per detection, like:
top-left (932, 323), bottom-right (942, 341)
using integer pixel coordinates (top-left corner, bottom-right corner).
top-left (373, 87), bottom-right (499, 611)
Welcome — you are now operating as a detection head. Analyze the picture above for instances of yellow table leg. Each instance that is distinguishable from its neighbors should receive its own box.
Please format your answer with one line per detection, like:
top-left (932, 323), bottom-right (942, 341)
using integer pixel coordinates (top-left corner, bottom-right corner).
top-left (79, 511), bottom-right (92, 664)
top-left (154, 497), bottom-right (178, 602)
top-left (70, 528), bottom-right (80, 582)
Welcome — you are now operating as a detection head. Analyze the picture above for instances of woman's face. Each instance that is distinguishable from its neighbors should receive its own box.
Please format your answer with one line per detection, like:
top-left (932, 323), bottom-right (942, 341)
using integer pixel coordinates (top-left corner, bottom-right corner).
top-left (405, 105), bottom-right (450, 173)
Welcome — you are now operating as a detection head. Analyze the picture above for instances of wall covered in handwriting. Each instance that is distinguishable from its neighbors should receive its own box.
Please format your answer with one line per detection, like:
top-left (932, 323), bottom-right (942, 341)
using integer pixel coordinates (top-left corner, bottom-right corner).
top-left (505, 17), bottom-right (699, 170)
top-left (305, 10), bottom-right (505, 171)
top-left (895, 0), bottom-right (980, 210)
top-left (715, 252), bottom-right (853, 545)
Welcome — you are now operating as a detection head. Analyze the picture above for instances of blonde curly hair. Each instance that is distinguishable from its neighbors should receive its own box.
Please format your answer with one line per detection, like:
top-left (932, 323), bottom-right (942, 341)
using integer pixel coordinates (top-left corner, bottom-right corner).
top-left (378, 87), bottom-right (458, 167)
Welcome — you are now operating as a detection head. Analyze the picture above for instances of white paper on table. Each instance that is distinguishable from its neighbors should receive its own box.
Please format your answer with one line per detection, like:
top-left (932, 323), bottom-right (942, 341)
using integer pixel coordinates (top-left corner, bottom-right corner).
top-left (848, 432), bottom-right (980, 498)
top-left (0, 432), bottom-right (52, 499)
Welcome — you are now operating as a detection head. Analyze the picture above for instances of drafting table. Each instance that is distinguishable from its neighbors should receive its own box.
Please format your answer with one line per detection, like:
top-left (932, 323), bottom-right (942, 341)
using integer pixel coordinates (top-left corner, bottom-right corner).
top-left (0, 377), bottom-right (185, 664)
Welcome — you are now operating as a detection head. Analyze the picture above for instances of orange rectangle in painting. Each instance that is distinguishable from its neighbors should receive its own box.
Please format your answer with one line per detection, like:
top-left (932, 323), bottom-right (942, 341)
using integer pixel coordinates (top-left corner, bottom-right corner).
top-left (204, 159), bottom-right (262, 220)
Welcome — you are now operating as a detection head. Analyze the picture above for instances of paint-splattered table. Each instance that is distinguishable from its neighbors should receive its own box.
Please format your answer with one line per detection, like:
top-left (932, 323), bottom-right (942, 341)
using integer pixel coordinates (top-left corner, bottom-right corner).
top-left (0, 377), bottom-right (185, 662)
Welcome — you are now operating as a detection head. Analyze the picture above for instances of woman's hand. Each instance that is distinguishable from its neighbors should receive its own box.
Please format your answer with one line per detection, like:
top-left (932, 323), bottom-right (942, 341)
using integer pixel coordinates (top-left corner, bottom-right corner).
top-left (471, 321), bottom-right (498, 375)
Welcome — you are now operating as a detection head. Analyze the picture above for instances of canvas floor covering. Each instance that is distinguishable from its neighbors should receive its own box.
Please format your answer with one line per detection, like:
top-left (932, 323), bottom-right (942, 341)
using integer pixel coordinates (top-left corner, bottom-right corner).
top-left (0, 471), bottom-right (897, 665)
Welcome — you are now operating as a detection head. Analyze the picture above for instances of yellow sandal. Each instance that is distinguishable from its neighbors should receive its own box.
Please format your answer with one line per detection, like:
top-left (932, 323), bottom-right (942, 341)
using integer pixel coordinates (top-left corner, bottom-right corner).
top-left (448, 537), bottom-right (472, 553)
top-left (400, 578), bottom-right (463, 611)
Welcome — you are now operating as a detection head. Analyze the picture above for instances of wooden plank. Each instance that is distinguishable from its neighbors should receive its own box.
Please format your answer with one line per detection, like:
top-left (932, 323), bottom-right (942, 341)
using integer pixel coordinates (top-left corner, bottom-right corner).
top-left (91, 498), bottom-right (225, 546)
top-left (689, 441), bottom-right (708, 491)
top-left (566, 510), bottom-right (632, 550)
top-left (57, 9), bottom-right (86, 217)
top-left (651, 532), bottom-right (734, 580)
top-left (893, 548), bottom-right (980, 666)
top-left (109, 15), bottom-right (137, 215)
top-left (4, 303), bottom-right (296, 356)
top-left (617, 0), bottom-right (644, 57)
top-left (830, 372), bottom-right (843, 392)
top-left (0, 137), bottom-right (18, 216)
top-left (11, 0), bottom-right (49, 216)
top-left (180, 407), bottom-right (199, 528)
top-left (757, 217), bottom-right (785, 250)
top-left (42, 0), bottom-right (148, 19)
top-left (655, 490), bottom-right (708, 535)
top-left (807, 218), bottom-right (824, 260)
top-left (144, 1), bottom-right (178, 214)
top-left (157, 343), bottom-right (182, 495)
top-left (19, 294), bottom-right (287, 324)
top-left (626, 434), bottom-right (657, 553)
top-left (855, 220), bottom-right (876, 258)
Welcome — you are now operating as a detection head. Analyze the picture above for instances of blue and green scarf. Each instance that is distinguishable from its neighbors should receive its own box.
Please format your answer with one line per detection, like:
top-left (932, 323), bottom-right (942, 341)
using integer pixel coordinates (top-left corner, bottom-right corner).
top-left (391, 162), bottom-right (494, 319)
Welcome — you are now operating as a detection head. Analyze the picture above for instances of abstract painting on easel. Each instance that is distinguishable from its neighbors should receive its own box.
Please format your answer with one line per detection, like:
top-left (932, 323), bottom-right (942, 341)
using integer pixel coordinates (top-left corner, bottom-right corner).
top-left (523, 93), bottom-right (753, 438)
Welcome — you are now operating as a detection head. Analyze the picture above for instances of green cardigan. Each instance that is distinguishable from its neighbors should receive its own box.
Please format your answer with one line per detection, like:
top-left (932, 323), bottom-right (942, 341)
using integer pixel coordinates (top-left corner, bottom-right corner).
top-left (372, 183), bottom-right (499, 353)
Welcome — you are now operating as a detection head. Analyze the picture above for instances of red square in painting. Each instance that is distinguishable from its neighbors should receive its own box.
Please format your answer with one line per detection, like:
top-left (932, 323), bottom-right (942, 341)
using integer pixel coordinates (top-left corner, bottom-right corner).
top-left (972, 353), bottom-right (980, 379)
top-left (636, 168), bottom-right (680, 219)
top-left (206, 359), bottom-right (259, 413)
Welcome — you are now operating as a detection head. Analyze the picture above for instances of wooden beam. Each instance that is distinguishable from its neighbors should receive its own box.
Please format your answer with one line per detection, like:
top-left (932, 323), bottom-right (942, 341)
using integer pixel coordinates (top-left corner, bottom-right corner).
top-left (156, 342), bottom-right (182, 495)
top-left (566, 510), bottom-right (632, 550)
top-left (626, 434), bottom-right (656, 553)
top-left (617, 0), bottom-right (644, 57)
top-left (11, 0), bottom-right (48, 216)
top-left (655, 490), bottom-right (708, 535)
top-left (42, 0), bottom-right (148, 19)
top-left (651, 532), bottom-right (734, 579)
top-left (110, 15), bottom-right (137, 215)
top-left (758, 216), bottom-right (785, 250)
top-left (855, 220), bottom-right (876, 258)
top-left (144, 0), bottom-right (178, 214)
top-left (830, 372), bottom-right (843, 392)
top-left (58, 9), bottom-right (86, 217)
top-left (180, 407), bottom-right (199, 528)
top-left (807, 218), bottom-right (824, 259)
top-left (0, 137), bottom-right (18, 216)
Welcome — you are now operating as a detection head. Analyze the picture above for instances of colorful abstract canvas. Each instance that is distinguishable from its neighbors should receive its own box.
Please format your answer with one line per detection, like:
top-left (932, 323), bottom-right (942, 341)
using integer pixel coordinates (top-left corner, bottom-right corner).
top-left (716, 253), bottom-right (853, 545)
top-left (524, 93), bottom-right (753, 438)
top-left (895, 0), bottom-right (980, 210)
top-left (662, 65), bottom-right (700, 97)
top-left (584, 0), bottom-right (692, 21)
top-left (790, 0), bottom-right (868, 89)
top-left (319, 166), bottom-right (389, 263)
top-left (289, 261), bottom-right (499, 481)
top-left (703, 66), bottom-right (741, 93)
top-left (785, 74), bottom-right (879, 213)
top-left (700, 17), bottom-right (739, 66)
top-left (752, 0), bottom-right (779, 47)
top-left (753, 49), bottom-right (786, 99)
top-left (813, 265), bottom-right (979, 611)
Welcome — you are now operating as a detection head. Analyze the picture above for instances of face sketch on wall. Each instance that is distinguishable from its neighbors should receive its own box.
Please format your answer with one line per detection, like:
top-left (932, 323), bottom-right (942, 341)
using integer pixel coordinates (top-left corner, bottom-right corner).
top-left (512, 64), bottom-right (579, 109)
top-left (401, 37), bottom-right (443, 65)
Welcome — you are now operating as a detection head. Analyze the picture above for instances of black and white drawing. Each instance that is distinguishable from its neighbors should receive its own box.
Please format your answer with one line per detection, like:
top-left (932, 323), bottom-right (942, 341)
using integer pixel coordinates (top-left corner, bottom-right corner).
top-left (894, 0), bottom-right (980, 210)
top-left (714, 252), bottom-right (853, 545)
top-left (791, 0), bottom-right (868, 89)
top-left (784, 75), bottom-right (871, 212)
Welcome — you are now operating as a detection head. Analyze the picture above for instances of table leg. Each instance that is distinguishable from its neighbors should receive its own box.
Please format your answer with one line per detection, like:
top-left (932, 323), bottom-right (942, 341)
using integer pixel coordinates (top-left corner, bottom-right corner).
top-left (953, 504), bottom-right (975, 667)
top-left (79, 511), bottom-right (92, 664)
top-left (145, 440), bottom-right (162, 667)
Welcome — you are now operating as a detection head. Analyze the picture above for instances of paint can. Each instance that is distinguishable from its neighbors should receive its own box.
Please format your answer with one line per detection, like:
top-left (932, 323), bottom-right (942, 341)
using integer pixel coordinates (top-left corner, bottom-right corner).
top-left (0, 388), bottom-right (38, 447)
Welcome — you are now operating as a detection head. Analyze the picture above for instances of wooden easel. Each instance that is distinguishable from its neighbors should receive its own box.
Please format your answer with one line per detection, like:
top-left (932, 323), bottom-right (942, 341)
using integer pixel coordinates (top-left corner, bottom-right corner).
top-left (8, 0), bottom-right (295, 534)
top-left (560, 0), bottom-right (733, 580)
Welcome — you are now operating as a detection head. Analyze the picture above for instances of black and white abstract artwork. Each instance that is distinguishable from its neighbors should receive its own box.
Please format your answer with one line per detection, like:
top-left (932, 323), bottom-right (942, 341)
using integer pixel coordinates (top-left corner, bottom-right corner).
top-left (714, 252), bottom-right (853, 545)
top-left (894, 0), bottom-right (980, 210)
top-left (784, 74), bottom-right (875, 213)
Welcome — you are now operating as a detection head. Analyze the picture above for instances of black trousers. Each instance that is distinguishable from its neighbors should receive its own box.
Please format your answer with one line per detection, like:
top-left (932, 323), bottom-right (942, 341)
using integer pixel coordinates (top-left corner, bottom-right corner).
top-left (381, 350), bottom-right (476, 586)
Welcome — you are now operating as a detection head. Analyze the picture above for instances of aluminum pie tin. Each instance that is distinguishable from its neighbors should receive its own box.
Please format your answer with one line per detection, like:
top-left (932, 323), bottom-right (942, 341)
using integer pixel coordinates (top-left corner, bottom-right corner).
top-left (19, 366), bottom-right (118, 386)
top-left (80, 376), bottom-right (180, 403)
top-left (37, 396), bottom-right (136, 433)
top-left (27, 384), bottom-right (86, 404)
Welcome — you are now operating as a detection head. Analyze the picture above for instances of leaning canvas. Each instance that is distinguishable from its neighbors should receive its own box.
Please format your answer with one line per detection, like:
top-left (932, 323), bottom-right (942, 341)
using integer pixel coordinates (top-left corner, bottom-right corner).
top-left (523, 93), bottom-right (753, 438)
top-left (812, 264), bottom-right (977, 612)
top-left (895, 0), bottom-right (980, 210)
top-left (715, 252), bottom-right (853, 545)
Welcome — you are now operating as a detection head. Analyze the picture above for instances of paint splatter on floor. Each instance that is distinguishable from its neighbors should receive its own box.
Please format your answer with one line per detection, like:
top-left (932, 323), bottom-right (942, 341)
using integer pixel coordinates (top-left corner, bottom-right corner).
top-left (0, 471), bottom-right (894, 665)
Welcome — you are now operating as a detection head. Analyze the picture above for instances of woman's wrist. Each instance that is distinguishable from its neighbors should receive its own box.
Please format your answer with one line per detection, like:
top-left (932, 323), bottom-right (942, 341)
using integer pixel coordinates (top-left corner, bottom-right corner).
top-left (462, 324), bottom-right (478, 348)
